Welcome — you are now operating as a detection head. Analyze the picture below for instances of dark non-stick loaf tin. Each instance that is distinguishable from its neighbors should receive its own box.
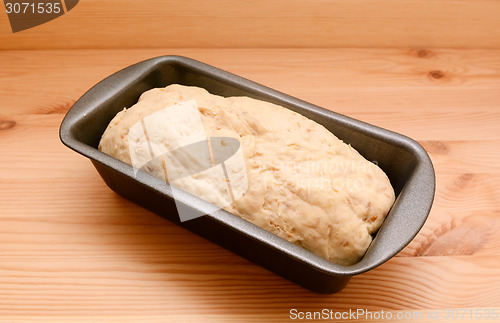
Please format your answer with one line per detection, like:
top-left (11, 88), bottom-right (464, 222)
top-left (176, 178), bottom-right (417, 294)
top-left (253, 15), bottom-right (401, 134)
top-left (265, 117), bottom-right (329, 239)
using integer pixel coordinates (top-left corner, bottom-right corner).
top-left (59, 56), bottom-right (435, 293)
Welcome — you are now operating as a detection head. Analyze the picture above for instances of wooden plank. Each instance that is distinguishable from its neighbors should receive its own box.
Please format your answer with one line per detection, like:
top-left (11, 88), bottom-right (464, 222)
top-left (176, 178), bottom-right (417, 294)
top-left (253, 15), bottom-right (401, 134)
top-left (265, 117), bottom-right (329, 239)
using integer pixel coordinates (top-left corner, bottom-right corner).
top-left (1, 48), bottom-right (500, 141)
top-left (2, 115), bottom-right (499, 180)
top-left (2, 313), bottom-right (500, 323)
top-left (1, 171), bottom-right (499, 256)
top-left (0, 256), bottom-right (498, 317)
top-left (1, 0), bottom-right (500, 50)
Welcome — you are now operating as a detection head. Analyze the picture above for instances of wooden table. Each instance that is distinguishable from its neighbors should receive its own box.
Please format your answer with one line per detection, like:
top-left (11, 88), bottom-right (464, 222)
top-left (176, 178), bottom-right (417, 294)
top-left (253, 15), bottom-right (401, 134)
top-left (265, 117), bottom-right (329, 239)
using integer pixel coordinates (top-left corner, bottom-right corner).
top-left (1, 0), bottom-right (500, 321)
top-left (1, 48), bottom-right (499, 322)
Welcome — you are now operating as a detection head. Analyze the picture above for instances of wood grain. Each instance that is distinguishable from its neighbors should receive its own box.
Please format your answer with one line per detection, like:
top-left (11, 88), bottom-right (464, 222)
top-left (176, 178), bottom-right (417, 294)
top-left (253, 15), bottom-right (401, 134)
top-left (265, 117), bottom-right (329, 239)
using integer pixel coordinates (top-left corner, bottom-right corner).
top-left (1, 0), bottom-right (500, 50)
top-left (2, 48), bottom-right (500, 141)
top-left (0, 48), bottom-right (499, 321)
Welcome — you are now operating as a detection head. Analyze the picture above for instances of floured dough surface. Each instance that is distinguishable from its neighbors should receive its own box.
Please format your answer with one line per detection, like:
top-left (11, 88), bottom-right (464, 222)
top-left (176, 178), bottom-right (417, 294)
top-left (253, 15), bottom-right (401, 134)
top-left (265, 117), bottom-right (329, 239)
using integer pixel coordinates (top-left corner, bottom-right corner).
top-left (99, 84), bottom-right (395, 265)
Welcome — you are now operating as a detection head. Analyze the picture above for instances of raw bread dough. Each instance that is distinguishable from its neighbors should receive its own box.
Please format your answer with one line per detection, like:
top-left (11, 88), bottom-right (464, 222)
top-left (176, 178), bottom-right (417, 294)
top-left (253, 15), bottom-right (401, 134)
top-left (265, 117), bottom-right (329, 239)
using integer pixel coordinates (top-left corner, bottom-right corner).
top-left (99, 84), bottom-right (395, 265)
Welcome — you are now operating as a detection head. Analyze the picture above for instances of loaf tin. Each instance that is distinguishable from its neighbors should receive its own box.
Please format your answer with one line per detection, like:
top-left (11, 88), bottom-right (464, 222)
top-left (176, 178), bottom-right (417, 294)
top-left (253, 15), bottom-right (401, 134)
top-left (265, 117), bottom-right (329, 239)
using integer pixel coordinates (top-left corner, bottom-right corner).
top-left (59, 56), bottom-right (435, 293)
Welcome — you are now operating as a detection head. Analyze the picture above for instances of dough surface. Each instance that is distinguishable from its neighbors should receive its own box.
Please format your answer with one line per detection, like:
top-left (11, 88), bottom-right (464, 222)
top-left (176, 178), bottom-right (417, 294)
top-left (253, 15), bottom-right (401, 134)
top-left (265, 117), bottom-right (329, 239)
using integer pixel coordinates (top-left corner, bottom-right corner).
top-left (99, 84), bottom-right (395, 265)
